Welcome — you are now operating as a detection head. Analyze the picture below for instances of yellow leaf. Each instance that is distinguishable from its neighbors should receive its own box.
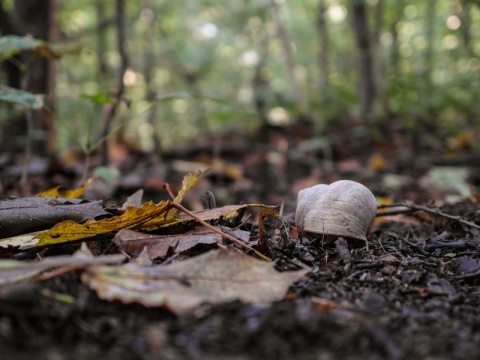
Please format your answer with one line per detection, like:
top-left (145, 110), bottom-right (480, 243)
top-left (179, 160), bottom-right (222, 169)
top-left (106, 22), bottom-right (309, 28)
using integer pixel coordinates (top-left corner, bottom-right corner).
top-left (173, 170), bottom-right (206, 204)
top-left (36, 172), bottom-right (204, 246)
top-left (36, 201), bottom-right (174, 246)
top-left (35, 171), bottom-right (205, 247)
top-left (35, 177), bottom-right (97, 198)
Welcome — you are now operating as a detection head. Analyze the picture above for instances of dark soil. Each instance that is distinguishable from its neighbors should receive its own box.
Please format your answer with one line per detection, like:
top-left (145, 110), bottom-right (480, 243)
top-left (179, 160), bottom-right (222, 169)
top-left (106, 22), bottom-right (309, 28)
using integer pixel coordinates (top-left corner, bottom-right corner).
top-left (1, 126), bottom-right (480, 359)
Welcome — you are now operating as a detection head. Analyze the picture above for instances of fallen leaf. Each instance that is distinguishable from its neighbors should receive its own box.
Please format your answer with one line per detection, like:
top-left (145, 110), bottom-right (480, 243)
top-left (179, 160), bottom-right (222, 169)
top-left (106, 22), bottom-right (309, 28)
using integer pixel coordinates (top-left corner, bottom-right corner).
top-left (0, 197), bottom-right (109, 238)
top-left (32, 171), bottom-right (205, 247)
top-left (0, 232), bottom-right (42, 249)
top-left (35, 177), bottom-right (97, 198)
top-left (120, 189), bottom-right (144, 209)
top-left (36, 200), bottom-right (173, 247)
top-left (82, 249), bottom-right (308, 315)
top-left (113, 228), bottom-right (221, 259)
top-left (0, 245), bottom-right (125, 285)
top-left (142, 203), bottom-right (249, 230)
top-left (173, 170), bottom-right (206, 205)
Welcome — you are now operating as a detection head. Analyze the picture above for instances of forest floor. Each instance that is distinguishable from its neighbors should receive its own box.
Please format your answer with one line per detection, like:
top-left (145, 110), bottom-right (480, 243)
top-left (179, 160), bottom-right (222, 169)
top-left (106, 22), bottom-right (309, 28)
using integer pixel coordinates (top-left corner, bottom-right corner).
top-left (1, 121), bottom-right (480, 359)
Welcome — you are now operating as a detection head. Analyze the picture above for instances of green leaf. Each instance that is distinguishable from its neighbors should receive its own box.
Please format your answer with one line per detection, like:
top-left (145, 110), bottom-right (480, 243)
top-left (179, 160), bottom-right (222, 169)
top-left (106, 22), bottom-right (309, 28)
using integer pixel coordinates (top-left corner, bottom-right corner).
top-left (0, 35), bottom-right (43, 61)
top-left (0, 85), bottom-right (45, 109)
top-left (0, 35), bottom-right (81, 61)
top-left (81, 92), bottom-right (116, 105)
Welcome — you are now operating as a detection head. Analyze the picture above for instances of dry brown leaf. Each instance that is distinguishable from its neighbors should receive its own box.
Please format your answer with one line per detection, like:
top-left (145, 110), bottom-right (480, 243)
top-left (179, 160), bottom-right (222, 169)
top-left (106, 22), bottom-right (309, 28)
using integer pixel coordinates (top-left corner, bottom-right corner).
top-left (120, 189), bottom-right (144, 209)
top-left (140, 204), bottom-right (252, 231)
top-left (0, 244), bottom-right (125, 285)
top-left (113, 228), bottom-right (221, 259)
top-left (82, 249), bottom-right (308, 315)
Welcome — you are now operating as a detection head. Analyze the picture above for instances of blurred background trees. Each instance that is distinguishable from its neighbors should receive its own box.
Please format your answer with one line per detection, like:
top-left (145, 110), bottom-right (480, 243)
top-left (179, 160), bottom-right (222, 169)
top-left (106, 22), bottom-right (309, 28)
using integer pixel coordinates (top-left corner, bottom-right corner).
top-left (0, 0), bottom-right (479, 159)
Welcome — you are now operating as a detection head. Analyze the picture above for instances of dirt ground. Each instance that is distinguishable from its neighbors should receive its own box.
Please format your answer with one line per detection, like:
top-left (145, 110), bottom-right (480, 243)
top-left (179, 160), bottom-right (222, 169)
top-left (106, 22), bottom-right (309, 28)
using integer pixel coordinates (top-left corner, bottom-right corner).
top-left (1, 125), bottom-right (480, 359)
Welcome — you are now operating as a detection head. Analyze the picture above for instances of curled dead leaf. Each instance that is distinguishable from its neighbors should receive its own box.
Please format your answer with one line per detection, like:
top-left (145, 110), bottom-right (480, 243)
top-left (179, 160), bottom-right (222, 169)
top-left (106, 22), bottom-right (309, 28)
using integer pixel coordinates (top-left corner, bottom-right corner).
top-left (82, 249), bottom-right (309, 315)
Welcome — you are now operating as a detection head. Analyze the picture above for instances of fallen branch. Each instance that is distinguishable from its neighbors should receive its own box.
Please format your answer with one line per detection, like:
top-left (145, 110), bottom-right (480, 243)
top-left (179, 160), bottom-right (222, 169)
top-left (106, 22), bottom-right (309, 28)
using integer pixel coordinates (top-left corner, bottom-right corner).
top-left (376, 202), bottom-right (480, 230)
top-left (453, 268), bottom-right (480, 280)
top-left (169, 202), bottom-right (271, 262)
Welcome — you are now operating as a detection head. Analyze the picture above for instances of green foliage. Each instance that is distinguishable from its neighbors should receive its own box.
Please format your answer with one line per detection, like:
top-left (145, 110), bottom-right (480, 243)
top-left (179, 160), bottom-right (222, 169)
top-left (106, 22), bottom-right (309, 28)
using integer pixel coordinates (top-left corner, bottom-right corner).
top-left (0, 35), bottom-right (80, 61)
top-left (0, 85), bottom-right (44, 109)
top-left (3, 1), bottom-right (480, 153)
top-left (0, 35), bottom-right (44, 61)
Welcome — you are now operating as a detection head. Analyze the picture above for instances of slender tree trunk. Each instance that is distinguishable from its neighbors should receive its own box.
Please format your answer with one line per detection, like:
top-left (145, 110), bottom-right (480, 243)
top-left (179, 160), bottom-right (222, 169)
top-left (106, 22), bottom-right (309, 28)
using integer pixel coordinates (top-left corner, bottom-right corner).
top-left (348, 0), bottom-right (376, 123)
top-left (458, 0), bottom-right (479, 125)
top-left (99, 0), bottom-right (129, 165)
top-left (142, 0), bottom-right (162, 154)
top-left (316, 0), bottom-right (330, 102)
top-left (15, 0), bottom-right (58, 155)
top-left (423, 0), bottom-right (436, 104)
top-left (96, 0), bottom-right (109, 77)
top-left (0, 3), bottom-right (22, 88)
top-left (270, 0), bottom-right (307, 115)
top-left (372, 0), bottom-right (391, 119)
top-left (389, 0), bottom-right (404, 76)
top-left (252, 35), bottom-right (270, 125)
top-left (459, 0), bottom-right (477, 58)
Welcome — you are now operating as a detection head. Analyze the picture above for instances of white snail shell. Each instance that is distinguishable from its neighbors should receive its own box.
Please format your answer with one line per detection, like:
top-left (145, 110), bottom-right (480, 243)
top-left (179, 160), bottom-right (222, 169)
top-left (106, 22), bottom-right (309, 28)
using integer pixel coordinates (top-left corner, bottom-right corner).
top-left (295, 180), bottom-right (377, 241)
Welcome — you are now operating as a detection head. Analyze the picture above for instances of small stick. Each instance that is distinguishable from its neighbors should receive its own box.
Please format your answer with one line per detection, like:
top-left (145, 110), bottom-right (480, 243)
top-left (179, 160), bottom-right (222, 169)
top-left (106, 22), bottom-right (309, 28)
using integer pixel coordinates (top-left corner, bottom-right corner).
top-left (163, 183), bottom-right (175, 200)
top-left (169, 202), bottom-right (271, 262)
top-left (377, 202), bottom-right (480, 230)
top-left (453, 269), bottom-right (480, 280)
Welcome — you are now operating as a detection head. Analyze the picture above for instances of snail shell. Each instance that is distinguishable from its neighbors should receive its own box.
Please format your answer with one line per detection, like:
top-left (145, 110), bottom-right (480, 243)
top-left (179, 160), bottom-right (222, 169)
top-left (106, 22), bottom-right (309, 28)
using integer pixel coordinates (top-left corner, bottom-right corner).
top-left (295, 180), bottom-right (376, 241)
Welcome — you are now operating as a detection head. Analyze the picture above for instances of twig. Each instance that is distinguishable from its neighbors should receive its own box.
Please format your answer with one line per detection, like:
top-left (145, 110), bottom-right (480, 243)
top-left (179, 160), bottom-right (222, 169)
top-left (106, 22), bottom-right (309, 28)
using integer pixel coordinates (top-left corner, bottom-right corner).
top-left (33, 265), bottom-right (85, 282)
top-left (169, 202), bottom-right (271, 262)
top-left (163, 183), bottom-right (175, 200)
top-left (377, 202), bottom-right (480, 230)
top-left (453, 268), bottom-right (480, 280)
top-left (20, 108), bottom-right (34, 190)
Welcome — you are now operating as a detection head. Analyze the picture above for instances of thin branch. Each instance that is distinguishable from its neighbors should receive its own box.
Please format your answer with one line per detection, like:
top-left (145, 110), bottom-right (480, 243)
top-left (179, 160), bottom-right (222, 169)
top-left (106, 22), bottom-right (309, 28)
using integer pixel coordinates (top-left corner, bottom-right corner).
top-left (453, 268), bottom-right (480, 280)
top-left (376, 202), bottom-right (480, 230)
top-left (20, 108), bottom-right (34, 191)
top-left (170, 202), bottom-right (272, 262)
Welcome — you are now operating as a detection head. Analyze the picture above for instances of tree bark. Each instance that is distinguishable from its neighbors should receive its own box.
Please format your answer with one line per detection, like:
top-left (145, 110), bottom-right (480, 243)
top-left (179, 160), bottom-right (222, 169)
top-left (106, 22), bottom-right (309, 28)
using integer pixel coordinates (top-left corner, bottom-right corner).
top-left (96, 1), bottom-right (109, 77)
top-left (389, 0), bottom-right (404, 76)
top-left (459, 0), bottom-right (478, 58)
top-left (372, 0), bottom-right (392, 119)
top-left (99, 0), bottom-right (129, 165)
top-left (423, 0), bottom-right (436, 102)
top-left (141, 0), bottom-right (162, 154)
top-left (316, 0), bottom-right (330, 102)
top-left (14, 0), bottom-right (58, 155)
top-left (270, 0), bottom-right (307, 115)
top-left (0, 2), bottom-right (22, 89)
top-left (348, 0), bottom-right (376, 123)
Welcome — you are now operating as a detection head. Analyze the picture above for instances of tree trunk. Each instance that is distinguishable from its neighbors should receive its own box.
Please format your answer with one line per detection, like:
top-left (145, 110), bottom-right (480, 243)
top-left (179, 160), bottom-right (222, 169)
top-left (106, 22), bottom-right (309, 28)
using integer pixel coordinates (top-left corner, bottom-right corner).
top-left (270, 0), bottom-right (307, 115)
top-left (15, 0), bottom-right (58, 155)
top-left (389, 0), bottom-right (404, 76)
top-left (96, 1), bottom-right (109, 77)
top-left (372, 0), bottom-right (392, 119)
top-left (422, 0), bottom-right (436, 106)
top-left (316, 0), bottom-right (330, 102)
top-left (459, 0), bottom-right (477, 58)
top-left (348, 0), bottom-right (376, 123)
top-left (141, 0), bottom-right (162, 154)
top-left (99, 0), bottom-right (129, 165)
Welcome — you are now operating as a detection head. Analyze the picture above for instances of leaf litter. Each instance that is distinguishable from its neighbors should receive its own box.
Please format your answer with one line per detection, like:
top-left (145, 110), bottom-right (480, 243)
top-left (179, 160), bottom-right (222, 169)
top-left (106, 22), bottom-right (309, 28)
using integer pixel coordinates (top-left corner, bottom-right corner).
top-left (4, 163), bottom-right (480, 359)
top-left (0, 171), bottom-right (303, 317)
top-left (82, 249), bottom-right (308, 315)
